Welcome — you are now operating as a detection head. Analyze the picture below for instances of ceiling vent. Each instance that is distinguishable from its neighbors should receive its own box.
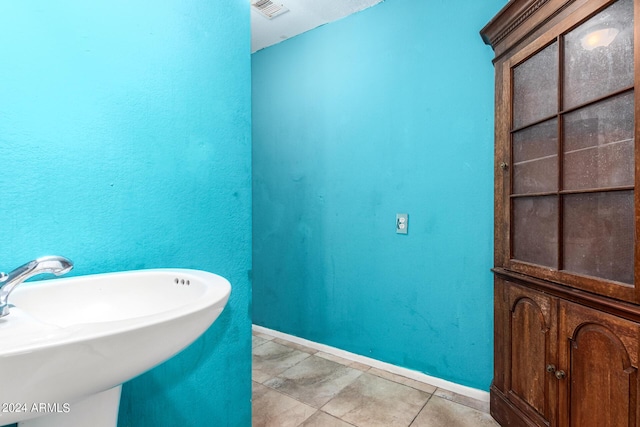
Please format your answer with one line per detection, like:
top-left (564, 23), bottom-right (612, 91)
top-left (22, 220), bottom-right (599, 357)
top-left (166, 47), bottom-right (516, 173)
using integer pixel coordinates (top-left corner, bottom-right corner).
top-left (251, 0), bottom-right (289, 19)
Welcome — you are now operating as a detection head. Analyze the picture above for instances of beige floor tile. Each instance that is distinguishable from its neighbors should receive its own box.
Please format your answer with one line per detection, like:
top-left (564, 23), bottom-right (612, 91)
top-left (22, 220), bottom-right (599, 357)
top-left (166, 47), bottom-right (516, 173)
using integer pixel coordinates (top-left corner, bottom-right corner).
top-left (252, 333), bottom-right (494, 426)
top-left (322, 372), bottom-right (431, 427)
top-left (433, 388), bottom-right (490, 413)
top-left (252, 382), bottom-right (317, 427)
top-left (252, 340), bottom-right (311, 383)
top-left (411, 396), bottom-right (499, 427)
top-left (315, 352), bottom-right (370, 372)
top-left (273, 337), bottom-right (319, 355)
top-left (299, 410), bottom-right (355, 427)
top-left (264, 355), bottom-right (363, 408)
top-left (315, 351), bottom-right (352, 365)
top-left (367, 367), bottom-right (437, 394)
top-left (348, 361), bottom-right (371, 372)
top-left (253, 334), bottom-right (270, 349)
top-left (253, 330), bottom-right (276, 341)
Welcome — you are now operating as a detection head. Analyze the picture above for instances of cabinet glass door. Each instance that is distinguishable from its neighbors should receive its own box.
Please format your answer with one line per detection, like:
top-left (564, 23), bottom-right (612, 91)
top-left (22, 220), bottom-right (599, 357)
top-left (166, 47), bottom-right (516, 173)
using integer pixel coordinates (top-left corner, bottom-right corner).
top-left (509, 0), bottom-right (636, 298)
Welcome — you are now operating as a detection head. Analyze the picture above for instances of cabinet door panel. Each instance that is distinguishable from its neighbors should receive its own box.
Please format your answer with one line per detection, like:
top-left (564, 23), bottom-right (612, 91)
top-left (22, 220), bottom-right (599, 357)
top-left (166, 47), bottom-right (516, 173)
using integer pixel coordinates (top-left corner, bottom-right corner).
top-left (513, 41), bottom-right (558, 129)
top-left (513, 119), bottom-right (558, 195)
top-left (562, 92), bottom-right (634, 191)
top-left (559, 301), bottom-right (640, 427)
top-left (506, 283), bottom-right (557, 425)
top-left (503, 0), bottom-right (637, 302)
top-left (563, 0), bottom-right (634, 109)
top-left (563, 191), bottom-right (634, 284)
top-left (512, 196), bottom-right (559, 268)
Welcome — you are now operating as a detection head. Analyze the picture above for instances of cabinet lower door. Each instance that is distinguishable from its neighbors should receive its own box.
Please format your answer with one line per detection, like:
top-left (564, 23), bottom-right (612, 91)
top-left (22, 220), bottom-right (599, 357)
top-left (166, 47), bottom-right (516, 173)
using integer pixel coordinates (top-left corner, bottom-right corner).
top-left (502, 281), bottom-right (558, 426)
top-left (558, 301), bottom-right (640, 427)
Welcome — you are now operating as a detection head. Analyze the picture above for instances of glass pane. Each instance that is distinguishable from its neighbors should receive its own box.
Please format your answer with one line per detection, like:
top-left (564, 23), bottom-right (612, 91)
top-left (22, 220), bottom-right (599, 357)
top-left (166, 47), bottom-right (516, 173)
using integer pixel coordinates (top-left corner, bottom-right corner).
top-left (564, 0), bottom-right (633, 109)
top-left (513, 42), bottom-right (558, 129)
top-left (513, 119), bottom-right (558, 194)
top-left (513, 196), bottom-right (558, 268)
top-left (563, 92), bottom-right (634, 190)
top-left (563, 191), bottom-right (634, 284)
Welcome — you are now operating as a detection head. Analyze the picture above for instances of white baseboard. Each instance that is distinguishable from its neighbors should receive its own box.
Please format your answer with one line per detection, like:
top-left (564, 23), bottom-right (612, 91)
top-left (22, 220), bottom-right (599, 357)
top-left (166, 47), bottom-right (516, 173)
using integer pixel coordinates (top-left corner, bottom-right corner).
top-left (252, 324), bottom-right (490, 403)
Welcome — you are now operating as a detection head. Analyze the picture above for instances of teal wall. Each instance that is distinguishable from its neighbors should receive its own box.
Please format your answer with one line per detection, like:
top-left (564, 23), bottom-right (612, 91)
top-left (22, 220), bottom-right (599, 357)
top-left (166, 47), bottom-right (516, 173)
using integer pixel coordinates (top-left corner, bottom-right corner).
top-left (0, 1), bottom-right (251, 426)
top-left (252, 0), bottom-right (505, 390)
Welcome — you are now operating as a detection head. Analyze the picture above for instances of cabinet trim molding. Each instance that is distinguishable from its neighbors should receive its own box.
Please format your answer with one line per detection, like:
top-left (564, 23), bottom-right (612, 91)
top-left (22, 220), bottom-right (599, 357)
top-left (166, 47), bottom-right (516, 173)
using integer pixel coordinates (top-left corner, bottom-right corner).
top-left (481, 0), bottom-right (551, 46)
top-left (494, 269), bottom-right (640, 323)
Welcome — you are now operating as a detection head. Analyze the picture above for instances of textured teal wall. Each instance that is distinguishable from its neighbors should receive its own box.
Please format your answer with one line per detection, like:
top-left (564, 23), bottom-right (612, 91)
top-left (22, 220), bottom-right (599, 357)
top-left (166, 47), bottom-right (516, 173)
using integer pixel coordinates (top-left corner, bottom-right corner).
top-left (253, 0), bottom-right (505, 391)
top-left (0, 1), bottom-right (251, 426)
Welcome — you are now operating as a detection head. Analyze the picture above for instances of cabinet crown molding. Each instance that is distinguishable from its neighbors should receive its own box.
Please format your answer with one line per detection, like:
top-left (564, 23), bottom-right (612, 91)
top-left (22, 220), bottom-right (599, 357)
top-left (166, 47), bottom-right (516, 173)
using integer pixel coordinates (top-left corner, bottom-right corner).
top-left (481, 0), bottom-right (577, 56)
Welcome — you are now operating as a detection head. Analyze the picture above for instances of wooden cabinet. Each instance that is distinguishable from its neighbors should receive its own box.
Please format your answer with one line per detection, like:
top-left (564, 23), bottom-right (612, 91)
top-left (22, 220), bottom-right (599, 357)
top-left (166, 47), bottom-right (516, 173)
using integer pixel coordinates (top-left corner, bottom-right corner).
top-left (482, 0), bottom-right (639, 425)
top-left (494, 277), bottom-right (640, 426)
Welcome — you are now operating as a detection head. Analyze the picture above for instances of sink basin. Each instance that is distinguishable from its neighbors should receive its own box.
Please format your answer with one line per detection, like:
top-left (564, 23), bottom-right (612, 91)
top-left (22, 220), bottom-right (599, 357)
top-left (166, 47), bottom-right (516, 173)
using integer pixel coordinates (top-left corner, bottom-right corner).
top-left (0, 269), bottom-right (231, 426)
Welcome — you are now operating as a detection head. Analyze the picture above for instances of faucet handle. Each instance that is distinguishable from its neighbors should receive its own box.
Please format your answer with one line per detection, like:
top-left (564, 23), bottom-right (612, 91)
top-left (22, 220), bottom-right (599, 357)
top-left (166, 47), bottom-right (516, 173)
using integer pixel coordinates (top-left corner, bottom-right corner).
top-left (0, 272), bottom-right (7, 283)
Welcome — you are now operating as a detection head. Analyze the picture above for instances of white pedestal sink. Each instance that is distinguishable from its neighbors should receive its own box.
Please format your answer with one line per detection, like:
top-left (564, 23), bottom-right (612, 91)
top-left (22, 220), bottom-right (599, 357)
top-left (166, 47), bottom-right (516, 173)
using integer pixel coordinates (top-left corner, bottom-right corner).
top-left (0, 269), bottom-right (231, 426)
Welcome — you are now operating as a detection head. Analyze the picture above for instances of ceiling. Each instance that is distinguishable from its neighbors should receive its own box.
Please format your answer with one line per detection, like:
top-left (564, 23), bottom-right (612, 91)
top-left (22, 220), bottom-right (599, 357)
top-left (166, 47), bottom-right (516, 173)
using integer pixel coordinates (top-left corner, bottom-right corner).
top-left (250, 0), bottom-right (384, 52)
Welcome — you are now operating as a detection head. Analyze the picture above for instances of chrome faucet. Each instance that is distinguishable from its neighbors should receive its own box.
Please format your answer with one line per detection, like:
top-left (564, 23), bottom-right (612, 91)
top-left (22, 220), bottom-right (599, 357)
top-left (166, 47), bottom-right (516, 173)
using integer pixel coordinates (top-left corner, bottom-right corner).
top-left (0, 256), bottom-right (73, 318)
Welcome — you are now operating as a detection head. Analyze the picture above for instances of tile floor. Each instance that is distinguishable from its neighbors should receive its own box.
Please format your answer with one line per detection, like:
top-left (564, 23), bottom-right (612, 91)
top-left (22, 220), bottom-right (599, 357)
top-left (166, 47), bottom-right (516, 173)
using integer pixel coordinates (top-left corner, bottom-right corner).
top-left (252, 330), bottom-right (499, 427)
